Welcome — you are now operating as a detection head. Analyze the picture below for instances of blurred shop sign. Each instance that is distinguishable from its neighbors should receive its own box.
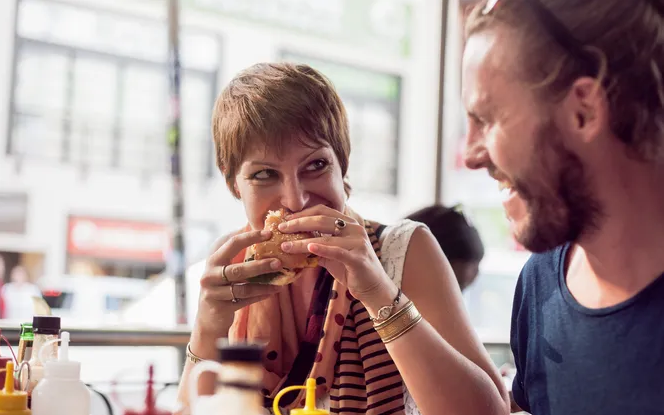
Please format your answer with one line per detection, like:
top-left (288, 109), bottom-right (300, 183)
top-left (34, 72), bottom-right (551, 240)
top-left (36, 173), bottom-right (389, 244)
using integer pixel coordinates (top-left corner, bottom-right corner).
top-left (0, 192), bottom-right (29, 234)
top-left (185, 0), bottom-right (413, 58)
top-left (67, 217), bottom-right (171, 262)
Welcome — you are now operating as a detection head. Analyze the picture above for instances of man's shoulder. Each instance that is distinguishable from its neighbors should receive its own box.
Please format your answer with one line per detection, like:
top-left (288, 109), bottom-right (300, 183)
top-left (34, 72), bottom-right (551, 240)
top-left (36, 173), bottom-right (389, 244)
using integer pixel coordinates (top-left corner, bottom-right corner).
top-left (512, 243), bottom-right (570, 316)
top-left (511, 244), bottom-right (571, 412)
top-left (519, 243), bottom-right (569, 286)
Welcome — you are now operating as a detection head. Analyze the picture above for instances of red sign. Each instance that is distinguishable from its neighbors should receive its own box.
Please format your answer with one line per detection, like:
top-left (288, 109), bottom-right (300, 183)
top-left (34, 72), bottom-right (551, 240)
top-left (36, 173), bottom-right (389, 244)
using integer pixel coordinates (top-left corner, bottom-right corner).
top-left (67, 217), bottom-right (171, 262)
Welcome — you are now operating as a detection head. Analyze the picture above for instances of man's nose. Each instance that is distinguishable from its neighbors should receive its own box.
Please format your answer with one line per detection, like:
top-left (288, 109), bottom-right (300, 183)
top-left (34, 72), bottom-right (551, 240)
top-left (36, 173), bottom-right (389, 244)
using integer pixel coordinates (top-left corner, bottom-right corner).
top-left (280, 177), bottom-right (309, 213)
top-left (463, 135), bottom-right (490, 170)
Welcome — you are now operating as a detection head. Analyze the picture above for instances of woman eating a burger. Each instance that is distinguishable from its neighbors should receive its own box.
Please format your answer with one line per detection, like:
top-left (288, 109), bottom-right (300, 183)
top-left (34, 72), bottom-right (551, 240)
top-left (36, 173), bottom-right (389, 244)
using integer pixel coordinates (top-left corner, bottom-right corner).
top-left (176, 63), bottom-right (509, 415)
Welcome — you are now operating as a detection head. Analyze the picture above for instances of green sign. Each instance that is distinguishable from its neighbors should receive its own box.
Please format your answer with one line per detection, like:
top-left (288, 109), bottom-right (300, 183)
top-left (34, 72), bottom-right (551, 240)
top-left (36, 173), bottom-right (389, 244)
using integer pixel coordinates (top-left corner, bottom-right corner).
top-left (184, 0), bottom-right (413, 58)
top-left (281, 53), bottom-right (401, 101)
top-left (280, 52), bottom-right (401, 195)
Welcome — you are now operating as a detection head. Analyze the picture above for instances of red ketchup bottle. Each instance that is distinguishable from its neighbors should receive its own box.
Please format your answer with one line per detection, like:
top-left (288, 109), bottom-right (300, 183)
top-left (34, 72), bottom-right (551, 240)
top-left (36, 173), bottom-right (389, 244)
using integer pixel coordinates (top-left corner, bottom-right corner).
top-left (123, 365), bottom-right (170, 415)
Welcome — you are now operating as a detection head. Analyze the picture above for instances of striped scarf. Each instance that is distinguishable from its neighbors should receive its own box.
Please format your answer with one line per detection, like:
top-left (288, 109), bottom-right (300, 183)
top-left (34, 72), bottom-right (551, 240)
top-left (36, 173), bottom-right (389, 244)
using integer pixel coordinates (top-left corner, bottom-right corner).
top-left (229, 213), bottom-right (406, 415)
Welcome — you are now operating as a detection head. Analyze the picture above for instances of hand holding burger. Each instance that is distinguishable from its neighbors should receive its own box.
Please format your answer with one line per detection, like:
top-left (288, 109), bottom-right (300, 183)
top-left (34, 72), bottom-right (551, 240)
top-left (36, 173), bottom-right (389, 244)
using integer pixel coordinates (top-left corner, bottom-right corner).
top-left (246, 208), bottom-right (319, 285)
top-left (273, 205), bottom-right (398, 308)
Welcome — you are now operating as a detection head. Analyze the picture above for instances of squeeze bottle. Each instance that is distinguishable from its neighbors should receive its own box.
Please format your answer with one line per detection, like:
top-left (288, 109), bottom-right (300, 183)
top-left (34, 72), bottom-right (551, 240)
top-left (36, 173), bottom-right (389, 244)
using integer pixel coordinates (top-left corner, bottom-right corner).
top-left (0, 359), bottom-right (12, 393)
top-left (272, 378), bottom-right (329, 415)
top-left (24, 315), bottom-right (60, 402)
top-left (123, 364), bottom-right (170, 415)
top-left (0, 361), bottom-right (30, 415)
top-left (30, 331), bottom-right (90, 415)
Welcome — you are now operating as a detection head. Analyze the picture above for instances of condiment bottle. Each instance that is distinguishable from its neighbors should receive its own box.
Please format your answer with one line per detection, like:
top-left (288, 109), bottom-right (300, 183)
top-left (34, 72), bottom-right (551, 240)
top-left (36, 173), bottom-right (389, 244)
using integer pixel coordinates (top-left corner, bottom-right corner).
top-left (0, 359), bottom-right (12, 393)
top-left (123, 364), bottom-right (169, 415)
top-left (272, 378), bottom-right (329, 415)
top-left (188, 340), bottom-right (264, 415)
top-left (31, 331), bottom-right (90, 415)
top-left (15, 324), bottom-right (34, 391)
top-left (0, 361), bottom-right (31, 415)
top-left (25, 316), bottom-right (60, 405)
top-left (17, 324), bottom-right (33, 364)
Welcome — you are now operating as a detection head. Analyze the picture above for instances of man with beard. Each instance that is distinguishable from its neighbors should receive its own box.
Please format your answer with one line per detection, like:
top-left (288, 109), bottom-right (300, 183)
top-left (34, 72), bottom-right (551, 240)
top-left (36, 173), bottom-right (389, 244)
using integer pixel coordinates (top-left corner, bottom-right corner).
top-left (462, 0), bottom-right (664, 414)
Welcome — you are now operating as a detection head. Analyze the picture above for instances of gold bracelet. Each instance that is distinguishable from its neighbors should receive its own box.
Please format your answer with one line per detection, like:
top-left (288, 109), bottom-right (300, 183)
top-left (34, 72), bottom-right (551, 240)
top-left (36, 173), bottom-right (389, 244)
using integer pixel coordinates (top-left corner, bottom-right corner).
top-left (382, 314), bottom-right (422, 343)
top-left (374, 301), bottom-right (423, 343)
top-left (186, 342), bottom-right (205, 364)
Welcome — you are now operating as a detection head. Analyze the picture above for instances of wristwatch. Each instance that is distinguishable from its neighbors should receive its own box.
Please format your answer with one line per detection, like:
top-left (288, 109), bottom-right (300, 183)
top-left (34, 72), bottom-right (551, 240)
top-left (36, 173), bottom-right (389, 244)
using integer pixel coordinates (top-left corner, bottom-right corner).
top-left (369, 288), bottom-right (402, 324)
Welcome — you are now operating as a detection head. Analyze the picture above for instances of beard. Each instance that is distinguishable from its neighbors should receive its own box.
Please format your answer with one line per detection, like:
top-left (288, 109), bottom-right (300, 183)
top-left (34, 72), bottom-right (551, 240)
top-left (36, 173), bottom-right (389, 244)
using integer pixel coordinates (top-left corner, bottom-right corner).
top-left (508, 120), bottom-right (604, 253)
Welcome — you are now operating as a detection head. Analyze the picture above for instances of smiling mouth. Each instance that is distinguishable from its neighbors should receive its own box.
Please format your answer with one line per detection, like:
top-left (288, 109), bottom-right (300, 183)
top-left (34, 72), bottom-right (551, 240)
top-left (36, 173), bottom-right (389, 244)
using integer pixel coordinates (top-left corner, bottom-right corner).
top-left (497, 180), bottom-right (513, 191)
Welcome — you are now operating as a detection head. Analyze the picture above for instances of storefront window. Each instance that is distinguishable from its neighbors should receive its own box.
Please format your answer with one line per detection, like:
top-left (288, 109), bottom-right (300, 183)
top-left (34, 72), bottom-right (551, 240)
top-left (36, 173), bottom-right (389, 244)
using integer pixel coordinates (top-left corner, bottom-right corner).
top-left (10, 0), bottom-right (219, 179)
top-left (69, 56), bottom-right (119, 167)
top-left (119, 62), bottom-right (169, 172)
top-left (11, 43), bottom-right (68, 159)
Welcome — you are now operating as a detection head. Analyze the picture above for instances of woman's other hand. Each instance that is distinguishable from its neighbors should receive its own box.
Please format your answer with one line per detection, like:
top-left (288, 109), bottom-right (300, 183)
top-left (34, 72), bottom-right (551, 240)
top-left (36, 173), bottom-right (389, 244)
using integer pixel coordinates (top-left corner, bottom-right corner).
top-left (277, 205), bottom-right (397, 308)
top-left (195, 229), bottom-right (283, 339)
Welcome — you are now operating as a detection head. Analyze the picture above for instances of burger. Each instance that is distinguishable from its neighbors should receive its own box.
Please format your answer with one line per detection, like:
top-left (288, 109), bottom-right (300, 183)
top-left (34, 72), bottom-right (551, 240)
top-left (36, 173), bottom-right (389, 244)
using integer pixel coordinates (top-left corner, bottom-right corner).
top-left (245, 209), bottom-right (319, 285)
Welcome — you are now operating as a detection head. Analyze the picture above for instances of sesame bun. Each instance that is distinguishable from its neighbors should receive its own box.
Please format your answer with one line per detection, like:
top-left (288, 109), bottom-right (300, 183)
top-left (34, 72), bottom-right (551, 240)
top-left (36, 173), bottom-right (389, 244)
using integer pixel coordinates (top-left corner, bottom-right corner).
top-left (246, 209), bottom-right (318, 285)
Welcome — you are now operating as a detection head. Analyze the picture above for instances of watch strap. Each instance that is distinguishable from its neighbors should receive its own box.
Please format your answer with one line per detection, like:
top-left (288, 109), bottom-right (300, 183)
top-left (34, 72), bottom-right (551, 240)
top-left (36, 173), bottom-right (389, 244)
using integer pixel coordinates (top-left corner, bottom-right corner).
top-left (370, 288), bottom-right (402, 323)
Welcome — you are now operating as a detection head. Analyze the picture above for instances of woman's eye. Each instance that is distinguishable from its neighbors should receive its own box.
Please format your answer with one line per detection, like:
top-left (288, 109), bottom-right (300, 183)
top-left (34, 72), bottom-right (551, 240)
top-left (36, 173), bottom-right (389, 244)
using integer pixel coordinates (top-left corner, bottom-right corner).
top-left (251, 169), bottom-right (276, 180)
top-left (305, 159), bottom-right (328, 172)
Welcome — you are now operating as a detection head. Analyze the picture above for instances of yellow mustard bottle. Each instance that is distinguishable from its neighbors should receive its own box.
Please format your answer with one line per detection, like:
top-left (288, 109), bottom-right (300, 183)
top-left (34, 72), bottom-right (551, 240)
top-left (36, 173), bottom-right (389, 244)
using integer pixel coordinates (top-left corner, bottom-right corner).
top-left (272, 378), bottom-right (329, 415)
top-left (0, 361), bottom-right (31, 415)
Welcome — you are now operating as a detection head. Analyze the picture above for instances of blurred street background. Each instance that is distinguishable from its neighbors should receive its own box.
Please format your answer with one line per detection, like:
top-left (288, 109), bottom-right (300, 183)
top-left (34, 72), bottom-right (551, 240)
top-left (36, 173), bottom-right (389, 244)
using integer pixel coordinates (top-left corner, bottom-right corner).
top-left (0, 0), bottom-right (529, 412)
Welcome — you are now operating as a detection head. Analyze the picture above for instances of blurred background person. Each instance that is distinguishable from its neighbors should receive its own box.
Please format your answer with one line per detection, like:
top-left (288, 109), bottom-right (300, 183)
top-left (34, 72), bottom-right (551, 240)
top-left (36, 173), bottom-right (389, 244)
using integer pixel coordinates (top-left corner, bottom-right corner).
top-left (406, 204), bottom-right (485, 291)
top-left (1, 265), bottom-right (42, 320)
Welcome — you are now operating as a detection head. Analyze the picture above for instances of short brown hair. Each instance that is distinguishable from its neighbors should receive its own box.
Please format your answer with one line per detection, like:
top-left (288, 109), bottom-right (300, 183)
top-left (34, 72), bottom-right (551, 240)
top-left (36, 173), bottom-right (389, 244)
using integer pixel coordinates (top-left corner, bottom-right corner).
top-left (212, 62), bottom-right (351, 198)
top-left (465, 0), bottom-right (664, 162)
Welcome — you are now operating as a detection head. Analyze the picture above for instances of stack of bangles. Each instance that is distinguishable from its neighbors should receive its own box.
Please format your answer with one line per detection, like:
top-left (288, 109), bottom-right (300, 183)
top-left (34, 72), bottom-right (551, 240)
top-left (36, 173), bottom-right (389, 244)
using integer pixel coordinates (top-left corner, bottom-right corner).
top-left (373, 301), bottom-right (423, 344)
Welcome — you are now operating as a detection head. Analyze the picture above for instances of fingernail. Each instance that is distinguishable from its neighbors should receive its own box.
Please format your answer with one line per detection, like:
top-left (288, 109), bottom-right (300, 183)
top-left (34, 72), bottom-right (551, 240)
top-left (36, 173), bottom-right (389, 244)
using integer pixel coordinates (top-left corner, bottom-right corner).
top-left (281, 242), bottom-right (292, 251)
top-left (261, 230), bottom-right (272, 237)
top-left (278, 222), bottom-right (288, 231)
top-left (270, 260), bottom-right (281, 270)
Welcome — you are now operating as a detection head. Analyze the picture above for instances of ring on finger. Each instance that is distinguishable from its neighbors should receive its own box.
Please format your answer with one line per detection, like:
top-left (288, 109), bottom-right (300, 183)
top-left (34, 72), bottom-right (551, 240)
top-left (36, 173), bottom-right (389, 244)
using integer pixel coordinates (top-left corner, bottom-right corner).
top-left (333, 218), bottom-right (347, 235)
top-left (221, 265), bottom-right (230, 285)
top-left (230, 284), bottom-right (239, 303)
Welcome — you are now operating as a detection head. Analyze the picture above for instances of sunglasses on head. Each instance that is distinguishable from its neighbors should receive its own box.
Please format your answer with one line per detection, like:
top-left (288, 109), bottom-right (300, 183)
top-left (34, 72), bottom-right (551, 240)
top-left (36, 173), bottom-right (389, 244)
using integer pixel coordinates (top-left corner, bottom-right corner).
top-left (481, 0), bottom-right (597, 76)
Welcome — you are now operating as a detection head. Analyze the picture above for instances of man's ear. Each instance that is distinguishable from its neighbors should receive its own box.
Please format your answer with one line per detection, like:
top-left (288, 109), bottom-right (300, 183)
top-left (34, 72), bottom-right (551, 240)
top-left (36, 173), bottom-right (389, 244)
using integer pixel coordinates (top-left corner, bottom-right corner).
top-left (563, 77), bottom-right (610, 144)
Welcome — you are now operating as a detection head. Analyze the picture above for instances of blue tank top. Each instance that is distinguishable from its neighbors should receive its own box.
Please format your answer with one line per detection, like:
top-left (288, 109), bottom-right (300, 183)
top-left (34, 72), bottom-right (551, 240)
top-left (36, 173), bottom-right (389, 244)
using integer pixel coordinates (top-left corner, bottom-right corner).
top-left (511, 243), bottom-right (664, 415)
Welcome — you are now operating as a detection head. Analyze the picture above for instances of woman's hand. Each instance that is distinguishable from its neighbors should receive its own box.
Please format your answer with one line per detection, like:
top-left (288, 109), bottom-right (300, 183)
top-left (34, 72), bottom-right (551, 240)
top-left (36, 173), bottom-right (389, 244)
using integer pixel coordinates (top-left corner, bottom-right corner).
top-left (195, 230), bottom-right (283, 338)
top-left (278, 205), bottom-right (398, 308)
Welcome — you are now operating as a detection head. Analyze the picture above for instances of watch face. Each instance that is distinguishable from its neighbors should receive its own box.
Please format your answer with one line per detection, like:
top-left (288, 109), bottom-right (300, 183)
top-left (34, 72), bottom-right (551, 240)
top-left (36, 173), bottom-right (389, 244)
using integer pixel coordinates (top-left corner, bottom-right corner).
top-left (378, 306), bottom-right (392, 320)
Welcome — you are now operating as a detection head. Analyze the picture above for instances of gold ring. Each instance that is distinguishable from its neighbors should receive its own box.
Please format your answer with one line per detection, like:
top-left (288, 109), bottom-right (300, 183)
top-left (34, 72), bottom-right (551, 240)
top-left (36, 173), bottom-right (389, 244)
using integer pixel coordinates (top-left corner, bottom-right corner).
top-left (230, 284), bottom-right (239, 303)
top-left (221, 265), bottom-right (230, 285)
